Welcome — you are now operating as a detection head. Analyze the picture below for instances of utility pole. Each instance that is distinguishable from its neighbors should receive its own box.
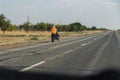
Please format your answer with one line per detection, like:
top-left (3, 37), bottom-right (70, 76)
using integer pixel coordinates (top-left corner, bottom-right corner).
top-left (27, 16), bottom-right (30, 22)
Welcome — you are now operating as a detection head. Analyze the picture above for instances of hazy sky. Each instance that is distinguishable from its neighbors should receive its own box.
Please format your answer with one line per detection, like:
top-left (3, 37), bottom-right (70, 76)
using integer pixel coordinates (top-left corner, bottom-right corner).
top-left (0, 0), bottom-right (120, 30)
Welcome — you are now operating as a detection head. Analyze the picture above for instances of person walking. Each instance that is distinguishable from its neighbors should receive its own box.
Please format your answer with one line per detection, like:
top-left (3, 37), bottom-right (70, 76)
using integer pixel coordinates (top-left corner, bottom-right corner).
top-left (51, 25), bottom-right (57, 42)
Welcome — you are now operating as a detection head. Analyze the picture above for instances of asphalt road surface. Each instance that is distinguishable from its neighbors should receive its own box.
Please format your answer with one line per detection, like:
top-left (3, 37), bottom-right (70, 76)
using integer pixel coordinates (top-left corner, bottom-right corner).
top-left (0, 31), bottom-right (120, 76)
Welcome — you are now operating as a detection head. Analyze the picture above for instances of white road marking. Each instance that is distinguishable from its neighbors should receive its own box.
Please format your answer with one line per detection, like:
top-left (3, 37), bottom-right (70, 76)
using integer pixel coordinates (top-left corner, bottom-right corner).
top-left (25, 35), bottom-right (99, 55)
top-left (21, 46), bottom-right (82, 72)
top-left (94, 32), bottom-right (111, 41)
top-left (20, 32), bottom-right (111, 72)
top-left (85, 32), bottom-right (113, 74)
top-left (81, 43), bottom-right (88, 46)
top-left (0, 33), bottom-right (105, 55)
top-left (115, 32), bottom-right (120, 48)
top-left (20, 61), bottom-right (45, 72)
top-left (94, 39), bottom-right (97, 40)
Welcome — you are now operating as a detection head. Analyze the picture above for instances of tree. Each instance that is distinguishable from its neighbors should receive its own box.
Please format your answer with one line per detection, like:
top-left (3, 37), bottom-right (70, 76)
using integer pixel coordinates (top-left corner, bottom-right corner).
top-left (80, 25), bottom-right (87, 31)
top-left (56, 24), bottom-right (63, 31)
top-left (61, 25), bottom-right (70, 31)
top-left (0, 14), bottom-right (6, 33)
top-left (0, 14), bottom-right (6, 28)
top-left (0, 14), bottom-right (12, 34)
top-left (69, 22), bottom-right (82, 31)
top-left (46, 23), bottom-right (53, 31)
top-left (8, 25), bottom-right (17, 31)
top-left (91, 26), bottom-right (97, 30)
top-left (18, 24), bottom-right (24, 31)
top-left (22, 21), bottom-right (31, 32)
top-left (35, 22), bottom-right (47, 31)
top-left (118, 29), bottom-right (120, 31)
top-left (98, 28), bottom-right (107, 30)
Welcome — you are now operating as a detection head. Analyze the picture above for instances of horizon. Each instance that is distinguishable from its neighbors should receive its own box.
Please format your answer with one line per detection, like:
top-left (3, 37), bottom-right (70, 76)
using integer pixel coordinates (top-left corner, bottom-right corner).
top-left (0, 0), bottom-right (120, 30)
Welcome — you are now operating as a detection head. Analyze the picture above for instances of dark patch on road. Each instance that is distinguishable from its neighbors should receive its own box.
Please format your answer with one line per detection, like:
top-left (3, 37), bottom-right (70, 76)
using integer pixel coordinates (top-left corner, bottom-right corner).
top-left (0, 56), bottom-right (17, 62)
top-left (27, 51), bottom-right (43, 56)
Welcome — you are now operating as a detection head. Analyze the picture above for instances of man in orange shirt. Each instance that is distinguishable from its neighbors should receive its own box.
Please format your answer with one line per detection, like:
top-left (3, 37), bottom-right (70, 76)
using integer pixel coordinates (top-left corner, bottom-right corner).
top-left (51, 25), bottom-right (57, 42)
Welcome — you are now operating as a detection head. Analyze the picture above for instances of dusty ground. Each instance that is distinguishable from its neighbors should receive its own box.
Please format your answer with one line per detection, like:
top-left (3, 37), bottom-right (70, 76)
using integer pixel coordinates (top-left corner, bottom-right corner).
top-left (0, 30), bottom-right (103, 51)
top-left (0, 35), bottom-right (81, 51)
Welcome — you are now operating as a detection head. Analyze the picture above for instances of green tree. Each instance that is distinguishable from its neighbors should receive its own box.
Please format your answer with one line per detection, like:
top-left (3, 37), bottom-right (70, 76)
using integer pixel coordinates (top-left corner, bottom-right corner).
top-left (118, 29), bottom-right (120, 31)
top-left (35, 22), bottom-right (47, 31)
top-left (8, 25), bottom-right (17, 31)
top-left (69, 22), bottom-right (82, 31)
top-left (91, 26), bottom-right (97, 30)
top-left (0, 14), bottom-right (12, 33)
top-left (18, 24), bottom-right (24, 31)
top-left (46, 23), bottom-right (53, 31)
top-left (56, 24), bottom-right (63, 31)
top-left (22, 21), bottom-right (31, 32)
top-left (0, 14), bottom-right (7, 33)
top-left (0, 14), bottom-right (5, 27)
top-left (69, 24), bottom-right (76, 31)
top-left (1, 20), bottom-right (11, 34)
top-left (80, 25), bottom-right (87, 31)
top-left (61, 25), bottom-right (70, 31)
top-left (98, 28), bottom-right (107, 30)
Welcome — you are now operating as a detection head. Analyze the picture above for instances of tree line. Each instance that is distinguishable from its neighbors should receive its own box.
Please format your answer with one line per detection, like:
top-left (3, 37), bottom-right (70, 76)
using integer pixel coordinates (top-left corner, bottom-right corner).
top-left (0, 14), bottom-right (107, 33)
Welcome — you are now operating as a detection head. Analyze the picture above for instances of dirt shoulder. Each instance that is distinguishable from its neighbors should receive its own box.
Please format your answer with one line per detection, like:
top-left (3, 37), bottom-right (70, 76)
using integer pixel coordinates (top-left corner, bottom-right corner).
top-left (0, 41), bottom-right (47, 51)
top-left (0, 36), bottom-right (78, 51)
top-left (0, 31), bottom-right (104, 51)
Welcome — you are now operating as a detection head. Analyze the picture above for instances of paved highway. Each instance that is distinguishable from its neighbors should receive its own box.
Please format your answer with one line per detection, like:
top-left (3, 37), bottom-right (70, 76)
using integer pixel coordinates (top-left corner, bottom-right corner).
top-left (0, 31), bottom-right (120, 76)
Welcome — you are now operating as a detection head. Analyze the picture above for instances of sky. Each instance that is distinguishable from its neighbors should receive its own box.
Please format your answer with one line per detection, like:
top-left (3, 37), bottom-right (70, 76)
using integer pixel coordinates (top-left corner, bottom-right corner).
top-left (0, 0), bottom-right (120, 30)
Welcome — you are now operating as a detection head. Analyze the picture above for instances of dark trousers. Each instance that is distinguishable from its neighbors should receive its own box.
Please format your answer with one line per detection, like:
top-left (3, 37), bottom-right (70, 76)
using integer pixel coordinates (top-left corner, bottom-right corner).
top-left (51, 34), bottom-right (55, 42)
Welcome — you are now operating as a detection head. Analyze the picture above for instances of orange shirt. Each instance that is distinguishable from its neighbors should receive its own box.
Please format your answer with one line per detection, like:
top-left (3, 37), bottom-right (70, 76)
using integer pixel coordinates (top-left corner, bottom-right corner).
top-left (51, 27), bottom-right (57, 34)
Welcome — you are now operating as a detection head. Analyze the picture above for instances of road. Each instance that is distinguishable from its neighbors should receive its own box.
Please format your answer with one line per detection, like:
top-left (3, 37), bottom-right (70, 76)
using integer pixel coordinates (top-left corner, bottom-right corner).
top-left (0, 31), bottom-right (120, 76)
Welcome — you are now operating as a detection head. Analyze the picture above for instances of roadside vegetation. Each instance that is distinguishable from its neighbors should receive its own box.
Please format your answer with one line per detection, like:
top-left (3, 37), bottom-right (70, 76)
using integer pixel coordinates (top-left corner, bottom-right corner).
top-left (0, 14), bottom-right (107, 45)
top-left (118, 29), bottom-right (120, 34)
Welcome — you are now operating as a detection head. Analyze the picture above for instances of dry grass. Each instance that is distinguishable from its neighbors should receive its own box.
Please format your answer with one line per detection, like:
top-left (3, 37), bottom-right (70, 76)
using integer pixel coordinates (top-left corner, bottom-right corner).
top-left (60, 30), bottom-right (102, 37)
top-left (0, 31), bottom-right (50, 45)
top-left (0, 30), bottom-right (103, 45)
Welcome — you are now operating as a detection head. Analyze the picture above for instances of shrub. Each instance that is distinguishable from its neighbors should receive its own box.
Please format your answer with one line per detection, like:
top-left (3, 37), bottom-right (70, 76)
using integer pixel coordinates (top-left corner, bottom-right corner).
top-left (0, 35), bottom-right (26, 37)
top-left (29, 37), bottom-right (39, 40)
